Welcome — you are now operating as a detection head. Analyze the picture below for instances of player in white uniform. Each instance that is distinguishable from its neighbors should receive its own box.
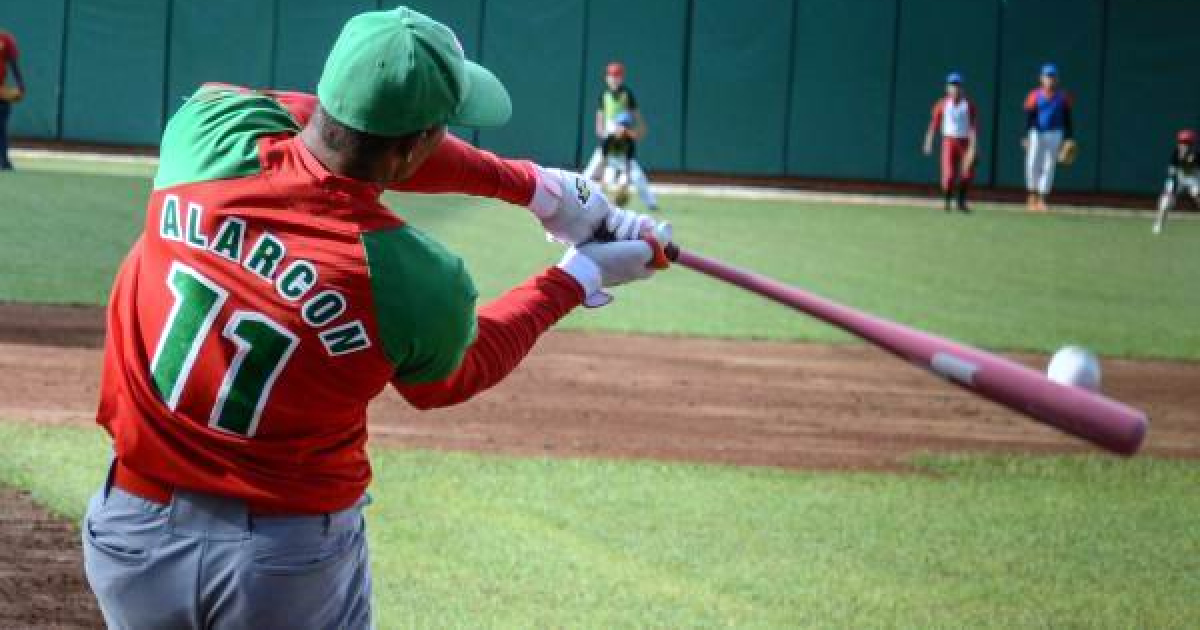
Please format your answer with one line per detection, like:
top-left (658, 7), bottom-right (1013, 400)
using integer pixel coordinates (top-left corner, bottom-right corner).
top-left (924, 72), bottom-right (978, 212)
top-left (1154, 129), bottom-right (1199, 234)
top-left (583, 62), bottom-right (659, 211)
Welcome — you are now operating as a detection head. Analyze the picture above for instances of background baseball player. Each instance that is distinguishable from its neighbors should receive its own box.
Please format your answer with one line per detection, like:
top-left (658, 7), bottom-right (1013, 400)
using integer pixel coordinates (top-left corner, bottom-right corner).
top-left (1022, 63), bottom-right (1075, 212)
top-left (0, 28), bottom-right (25, 171)
top-left (583, 62), bottom-right (660, 211)
top-left (923, 72), bottom-right (977, 213)
top-left (1154, 129), bottom-right (1199, 234)
top-left (82, 7), bottom-right (663, 628)
top-left (599, 111), bottom-right (639, 207)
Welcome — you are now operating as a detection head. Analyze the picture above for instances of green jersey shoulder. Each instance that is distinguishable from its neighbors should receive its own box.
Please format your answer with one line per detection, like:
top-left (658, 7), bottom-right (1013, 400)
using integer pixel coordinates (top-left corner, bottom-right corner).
top-left (155, 85), bottom-right (301, 190)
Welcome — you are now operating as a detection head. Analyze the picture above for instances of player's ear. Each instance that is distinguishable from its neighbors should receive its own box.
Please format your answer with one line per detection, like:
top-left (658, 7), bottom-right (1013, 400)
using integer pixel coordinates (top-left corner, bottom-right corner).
top-left (387, 127), bottom-right (446, 182)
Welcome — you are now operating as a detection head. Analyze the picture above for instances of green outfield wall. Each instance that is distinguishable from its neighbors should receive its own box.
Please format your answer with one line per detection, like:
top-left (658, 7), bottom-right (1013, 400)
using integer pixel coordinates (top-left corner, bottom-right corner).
top-left (2, 0), bottom-right (1197, 194)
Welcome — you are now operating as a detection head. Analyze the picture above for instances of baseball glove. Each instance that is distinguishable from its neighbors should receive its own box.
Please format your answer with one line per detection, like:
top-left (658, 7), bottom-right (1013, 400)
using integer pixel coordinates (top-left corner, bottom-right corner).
top-left (0, 86), bottom-right (22, 103)
top-left (1058, 139), bottom-right (1078, 166)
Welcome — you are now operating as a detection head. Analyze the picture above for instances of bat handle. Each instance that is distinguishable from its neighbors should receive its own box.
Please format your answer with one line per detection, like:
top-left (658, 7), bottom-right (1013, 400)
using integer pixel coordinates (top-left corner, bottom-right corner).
top-left (590, 224), bottom-right (617, 243)
top-left (589, 222), bottom-right (679, 265)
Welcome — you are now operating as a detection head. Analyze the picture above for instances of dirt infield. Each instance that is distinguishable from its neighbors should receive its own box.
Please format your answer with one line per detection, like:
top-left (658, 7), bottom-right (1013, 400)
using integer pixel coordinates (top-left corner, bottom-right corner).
top-left (0, 487), bottom-right (102, 628)
top-left (3, 302), bottom-right (1198, 467)
top-left (1, 302), bottom-right (1198, 626)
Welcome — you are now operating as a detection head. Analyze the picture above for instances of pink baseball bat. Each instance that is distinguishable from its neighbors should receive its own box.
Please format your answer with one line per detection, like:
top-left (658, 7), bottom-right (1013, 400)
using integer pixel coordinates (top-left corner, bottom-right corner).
top-left (662, 243), bottom-right (1148, 455)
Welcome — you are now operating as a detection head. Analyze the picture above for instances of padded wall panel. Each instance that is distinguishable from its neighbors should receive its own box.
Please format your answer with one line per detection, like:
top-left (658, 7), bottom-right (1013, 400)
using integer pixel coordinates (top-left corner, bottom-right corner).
top-left (1099, 0), bottom-right (1200, 193)
top-left (167, 0), bottom-right (274, 116)
top-left (62, 0), bottom-right (169, 144)
top-left (684, 0), bottom-right (793, 174)
top-left (787, 0), bottom-right (898, 179)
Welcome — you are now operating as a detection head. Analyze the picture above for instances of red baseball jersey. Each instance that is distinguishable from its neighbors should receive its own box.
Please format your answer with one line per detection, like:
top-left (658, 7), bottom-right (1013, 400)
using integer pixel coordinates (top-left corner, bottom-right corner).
top-left (99, 85), bottom-right (583, 513)
top-left (0, 31), bottom-right (18, 85)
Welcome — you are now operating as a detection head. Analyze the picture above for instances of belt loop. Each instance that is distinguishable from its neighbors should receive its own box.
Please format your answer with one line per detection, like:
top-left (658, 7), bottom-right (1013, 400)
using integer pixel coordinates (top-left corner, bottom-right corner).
top-left (101, 456), bottom-right (118, 504)
top-left (323, 512), bottom-right (332, 536)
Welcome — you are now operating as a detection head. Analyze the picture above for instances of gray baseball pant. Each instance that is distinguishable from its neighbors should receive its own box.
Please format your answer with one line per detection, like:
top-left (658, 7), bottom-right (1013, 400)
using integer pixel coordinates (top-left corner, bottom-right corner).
top-left (82, 465), bottom-right (372, 629)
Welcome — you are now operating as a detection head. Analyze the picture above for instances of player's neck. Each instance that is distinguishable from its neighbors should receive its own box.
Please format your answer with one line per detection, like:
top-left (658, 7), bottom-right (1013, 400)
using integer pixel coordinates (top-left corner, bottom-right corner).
top-left (298, 125), bottom-right (382, 184)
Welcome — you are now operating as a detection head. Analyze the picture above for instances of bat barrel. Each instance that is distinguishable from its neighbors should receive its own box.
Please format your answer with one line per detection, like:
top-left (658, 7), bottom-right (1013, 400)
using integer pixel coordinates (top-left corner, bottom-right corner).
top-left (672, 246), bottom-right (1148, 455)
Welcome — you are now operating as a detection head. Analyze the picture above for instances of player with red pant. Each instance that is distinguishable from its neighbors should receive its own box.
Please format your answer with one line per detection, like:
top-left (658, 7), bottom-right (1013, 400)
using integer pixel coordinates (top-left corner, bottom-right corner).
top-left (82, 7), bottom-right (664, 628)
top-left (924, 72), bottom-right (978, 213)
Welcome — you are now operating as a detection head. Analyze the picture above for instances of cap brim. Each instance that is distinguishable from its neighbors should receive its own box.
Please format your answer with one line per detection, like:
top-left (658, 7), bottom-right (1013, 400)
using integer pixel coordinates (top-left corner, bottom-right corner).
top-left (450, 61), bottom-right (512, 128)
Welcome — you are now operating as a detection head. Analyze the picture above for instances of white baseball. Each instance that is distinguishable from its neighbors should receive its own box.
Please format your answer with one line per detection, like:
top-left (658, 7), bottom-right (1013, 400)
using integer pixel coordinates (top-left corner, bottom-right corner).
top-left (1046, 345), bottom-right (1102, 391)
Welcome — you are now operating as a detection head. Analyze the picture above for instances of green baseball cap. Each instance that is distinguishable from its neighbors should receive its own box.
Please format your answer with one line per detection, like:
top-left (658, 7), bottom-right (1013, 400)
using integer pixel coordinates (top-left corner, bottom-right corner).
top-left (317, 7), bottom-right (511, 137)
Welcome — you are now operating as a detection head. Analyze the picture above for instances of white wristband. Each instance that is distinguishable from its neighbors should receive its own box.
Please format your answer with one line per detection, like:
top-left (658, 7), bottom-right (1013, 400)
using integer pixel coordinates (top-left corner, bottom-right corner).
top-left (556, 249), bottom-right (610, 308)
top-left (529, 165), bottom-right (563, 220)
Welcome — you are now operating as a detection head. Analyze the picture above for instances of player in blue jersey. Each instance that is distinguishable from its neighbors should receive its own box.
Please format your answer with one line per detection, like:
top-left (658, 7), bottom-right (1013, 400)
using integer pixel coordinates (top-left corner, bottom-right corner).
top-left (1022, 63), bottom-right (1075, 212)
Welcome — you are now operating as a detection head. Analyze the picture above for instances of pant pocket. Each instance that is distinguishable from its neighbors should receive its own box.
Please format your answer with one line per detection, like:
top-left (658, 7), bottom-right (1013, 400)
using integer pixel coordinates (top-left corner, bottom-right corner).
top-left (250, 531), bottom-right (360, 576)
top-left (233, 530), bottom-right (370, 629)
top-left (84, 518), bottom-right (150, 565)
top-left (81, 491), bottom-right (164, 567)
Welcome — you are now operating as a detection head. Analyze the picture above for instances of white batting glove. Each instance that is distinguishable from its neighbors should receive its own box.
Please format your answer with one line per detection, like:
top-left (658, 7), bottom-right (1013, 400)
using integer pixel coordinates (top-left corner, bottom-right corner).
top-left (529, 166), bottom-right (658, 244)
top-left (557, 240), bottom-right (656, 308)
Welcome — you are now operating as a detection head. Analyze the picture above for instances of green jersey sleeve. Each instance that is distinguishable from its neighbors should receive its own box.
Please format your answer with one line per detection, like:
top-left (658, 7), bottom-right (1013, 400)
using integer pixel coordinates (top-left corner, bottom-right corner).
top-left (362, 226), bottom-right (479, 384)
top-left (154, 85), bottom-right (301, 190)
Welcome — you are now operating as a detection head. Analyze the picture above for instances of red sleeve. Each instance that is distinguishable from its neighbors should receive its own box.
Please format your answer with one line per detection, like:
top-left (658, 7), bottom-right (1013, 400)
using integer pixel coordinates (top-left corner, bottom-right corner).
top-left (394, 267), bottom-right (584, 410)
top-left (2, 34), bottom-right (17, 60)
top-left (390, 133), bottom-right (538, 206)
top-left (929, 100), bottom-right (944, 134)
top-left (1024, 90), bottom-right (1039, 110)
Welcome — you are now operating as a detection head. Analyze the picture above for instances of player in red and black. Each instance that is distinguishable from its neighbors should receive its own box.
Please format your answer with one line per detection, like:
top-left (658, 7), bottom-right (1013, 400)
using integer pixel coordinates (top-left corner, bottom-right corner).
top-left (1154, 129), bottom-right (1199, 234)
top-left (0, 28), bottom-right (25, 171)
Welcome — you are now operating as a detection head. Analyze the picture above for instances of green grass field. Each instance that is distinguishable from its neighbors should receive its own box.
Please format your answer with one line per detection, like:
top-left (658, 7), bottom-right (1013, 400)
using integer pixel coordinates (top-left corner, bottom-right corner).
top-left (1, 422), bottom-right (1196, 628)
top-left (2, 161), bottom-right (1198, 358)
top-left (1, 158), bottom-right (1197, 627)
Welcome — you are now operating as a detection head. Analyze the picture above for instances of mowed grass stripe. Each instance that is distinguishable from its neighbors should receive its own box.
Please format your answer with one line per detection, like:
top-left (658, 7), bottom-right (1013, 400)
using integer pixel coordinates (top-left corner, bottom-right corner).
top-left (1, 166), bottom-right (1197, 358)
top-left (0, 422), bottom-right (1196, 628)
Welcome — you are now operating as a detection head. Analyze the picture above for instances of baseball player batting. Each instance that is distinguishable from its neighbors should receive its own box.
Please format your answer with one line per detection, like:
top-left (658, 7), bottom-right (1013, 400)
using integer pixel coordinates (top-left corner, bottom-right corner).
top-left (923, 72), bottom-right (978, 213)
top-left (83, 7), bottom-right (663, 628)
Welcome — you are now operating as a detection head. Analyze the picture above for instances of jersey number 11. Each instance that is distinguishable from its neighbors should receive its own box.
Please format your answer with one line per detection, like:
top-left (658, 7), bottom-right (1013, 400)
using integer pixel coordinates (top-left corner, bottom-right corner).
top-left (150, 262), bottom-right (298, 437)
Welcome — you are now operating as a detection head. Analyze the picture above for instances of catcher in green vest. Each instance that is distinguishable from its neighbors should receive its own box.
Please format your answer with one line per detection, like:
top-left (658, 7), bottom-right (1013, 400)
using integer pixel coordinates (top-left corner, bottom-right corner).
top-left (583, 62), bottom-right (659, 211)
